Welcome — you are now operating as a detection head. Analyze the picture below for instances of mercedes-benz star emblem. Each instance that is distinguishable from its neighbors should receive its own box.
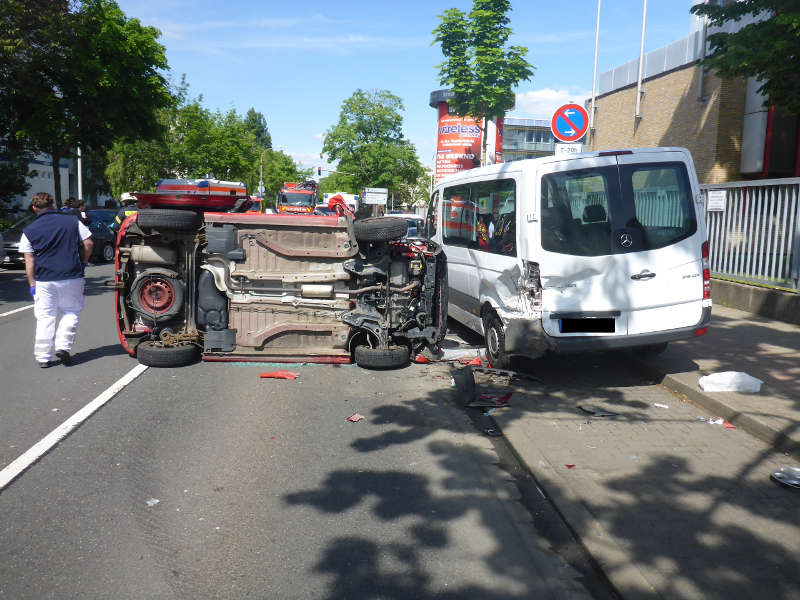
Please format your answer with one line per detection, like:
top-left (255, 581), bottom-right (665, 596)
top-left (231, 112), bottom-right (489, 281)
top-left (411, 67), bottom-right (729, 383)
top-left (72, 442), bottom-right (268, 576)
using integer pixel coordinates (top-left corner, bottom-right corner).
top-left (619, 233), bottom-right (633, 248)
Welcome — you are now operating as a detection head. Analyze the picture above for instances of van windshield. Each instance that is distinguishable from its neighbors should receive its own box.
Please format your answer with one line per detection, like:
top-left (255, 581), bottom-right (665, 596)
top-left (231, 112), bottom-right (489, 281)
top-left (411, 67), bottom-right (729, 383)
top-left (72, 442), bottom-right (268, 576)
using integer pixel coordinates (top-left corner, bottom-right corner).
top-left (540, 161), bottom-right (696, 256)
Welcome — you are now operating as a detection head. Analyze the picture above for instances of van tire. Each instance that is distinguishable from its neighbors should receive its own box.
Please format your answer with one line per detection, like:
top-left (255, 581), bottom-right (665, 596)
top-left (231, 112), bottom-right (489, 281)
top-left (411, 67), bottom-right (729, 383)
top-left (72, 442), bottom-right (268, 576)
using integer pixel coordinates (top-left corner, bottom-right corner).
top-left (136, 341), bottom-right (199, 367)
top-left (354, 217), bottom-right (407, 242)
top-left (354, 344), bottom-right (410, 369)
top-left (137, 209), bottom-right (201, 231)
top-left (484, 314), bottom-right (510, 369)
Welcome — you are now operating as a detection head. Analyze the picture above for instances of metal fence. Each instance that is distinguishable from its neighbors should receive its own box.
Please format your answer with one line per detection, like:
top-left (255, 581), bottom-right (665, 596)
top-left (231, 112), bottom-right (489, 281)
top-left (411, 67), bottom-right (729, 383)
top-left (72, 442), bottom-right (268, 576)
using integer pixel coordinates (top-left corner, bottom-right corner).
top-left (701, 179), bottom-right (800, 292)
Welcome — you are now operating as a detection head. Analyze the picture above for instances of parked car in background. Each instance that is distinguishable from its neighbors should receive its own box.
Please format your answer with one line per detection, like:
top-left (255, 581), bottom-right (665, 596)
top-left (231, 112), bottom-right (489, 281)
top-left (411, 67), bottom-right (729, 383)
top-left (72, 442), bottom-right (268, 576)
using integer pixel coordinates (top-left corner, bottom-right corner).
top-left (0, 231), bottom-right (5, 266)
top-left (85, 209), bottom-right (118, 263)
top-left (1, 208), bottom-right (118, 267)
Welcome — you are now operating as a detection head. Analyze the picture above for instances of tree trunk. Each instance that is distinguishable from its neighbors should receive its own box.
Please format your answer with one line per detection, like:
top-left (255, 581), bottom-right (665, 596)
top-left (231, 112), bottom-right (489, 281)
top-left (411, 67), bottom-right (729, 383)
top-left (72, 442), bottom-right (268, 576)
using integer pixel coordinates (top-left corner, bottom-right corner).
top-left (51, 147), bottom-right (63, 208)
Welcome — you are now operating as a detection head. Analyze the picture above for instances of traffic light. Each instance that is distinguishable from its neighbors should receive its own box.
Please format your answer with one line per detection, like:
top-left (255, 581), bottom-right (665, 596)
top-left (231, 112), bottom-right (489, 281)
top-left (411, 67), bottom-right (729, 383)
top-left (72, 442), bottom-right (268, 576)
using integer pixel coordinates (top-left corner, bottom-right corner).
top-left (318, 167), bottom-right (322, 176)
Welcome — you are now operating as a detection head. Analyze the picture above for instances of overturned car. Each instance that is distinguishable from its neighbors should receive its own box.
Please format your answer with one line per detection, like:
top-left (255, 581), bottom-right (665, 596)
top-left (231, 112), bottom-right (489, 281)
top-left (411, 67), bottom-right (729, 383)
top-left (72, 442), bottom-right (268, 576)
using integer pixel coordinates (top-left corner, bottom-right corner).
top-left (113, 198), bottom-right (447, 369)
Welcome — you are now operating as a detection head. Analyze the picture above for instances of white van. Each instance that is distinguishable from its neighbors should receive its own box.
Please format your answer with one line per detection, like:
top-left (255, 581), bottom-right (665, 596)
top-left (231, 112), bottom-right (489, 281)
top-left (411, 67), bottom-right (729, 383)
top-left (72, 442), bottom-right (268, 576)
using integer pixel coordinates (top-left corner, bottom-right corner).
top-left (426, 147), bottom-right (712, 368)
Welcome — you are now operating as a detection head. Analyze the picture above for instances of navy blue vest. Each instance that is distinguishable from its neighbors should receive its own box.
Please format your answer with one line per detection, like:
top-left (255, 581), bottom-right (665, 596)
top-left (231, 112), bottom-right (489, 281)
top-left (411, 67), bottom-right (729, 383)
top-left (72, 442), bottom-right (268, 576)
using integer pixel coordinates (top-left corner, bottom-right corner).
top-left (23, 210), bottom-right (84, 281)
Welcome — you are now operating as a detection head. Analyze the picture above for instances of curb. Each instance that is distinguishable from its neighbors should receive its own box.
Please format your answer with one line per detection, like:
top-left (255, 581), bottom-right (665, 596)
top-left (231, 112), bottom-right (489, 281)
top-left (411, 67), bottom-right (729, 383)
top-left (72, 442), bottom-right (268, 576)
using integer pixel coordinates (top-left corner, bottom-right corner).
top-left (630, 359), bottom-right (800, 463)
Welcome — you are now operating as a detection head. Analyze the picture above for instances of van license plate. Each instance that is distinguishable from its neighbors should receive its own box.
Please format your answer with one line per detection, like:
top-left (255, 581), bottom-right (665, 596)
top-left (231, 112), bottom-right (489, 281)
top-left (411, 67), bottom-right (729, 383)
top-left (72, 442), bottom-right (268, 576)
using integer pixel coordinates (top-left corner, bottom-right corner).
top-left (560, 318), bottom-right (615, 333)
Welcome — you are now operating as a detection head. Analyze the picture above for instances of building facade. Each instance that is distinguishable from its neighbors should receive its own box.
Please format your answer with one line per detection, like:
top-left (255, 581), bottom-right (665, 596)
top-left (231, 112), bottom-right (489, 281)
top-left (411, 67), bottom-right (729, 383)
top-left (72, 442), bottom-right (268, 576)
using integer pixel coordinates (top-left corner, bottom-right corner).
top-left (587, 19), bottom-right (799, 184)
top-left (501, 117), bottom-right (556, 162)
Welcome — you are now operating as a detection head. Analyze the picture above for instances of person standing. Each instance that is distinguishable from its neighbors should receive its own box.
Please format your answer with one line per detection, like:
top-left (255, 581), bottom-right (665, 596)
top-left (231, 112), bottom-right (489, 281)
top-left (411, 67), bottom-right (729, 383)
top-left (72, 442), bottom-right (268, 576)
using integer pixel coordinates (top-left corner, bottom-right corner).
top-left (21, 193), bottom-right (93, 367)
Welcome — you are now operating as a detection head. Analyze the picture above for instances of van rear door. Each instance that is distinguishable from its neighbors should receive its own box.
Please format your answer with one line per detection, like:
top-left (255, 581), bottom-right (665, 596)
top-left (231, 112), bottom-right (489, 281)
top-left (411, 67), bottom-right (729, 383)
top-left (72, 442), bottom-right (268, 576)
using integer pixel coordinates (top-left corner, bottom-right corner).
top-left (535, 150), bottom-right (704, 338)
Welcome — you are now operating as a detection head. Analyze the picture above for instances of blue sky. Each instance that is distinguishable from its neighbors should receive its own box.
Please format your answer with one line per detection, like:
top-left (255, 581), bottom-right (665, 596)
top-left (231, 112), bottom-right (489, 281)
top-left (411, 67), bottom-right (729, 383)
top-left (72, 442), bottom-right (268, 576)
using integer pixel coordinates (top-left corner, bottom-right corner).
top-left (115, 0), bottom-right (700, 171)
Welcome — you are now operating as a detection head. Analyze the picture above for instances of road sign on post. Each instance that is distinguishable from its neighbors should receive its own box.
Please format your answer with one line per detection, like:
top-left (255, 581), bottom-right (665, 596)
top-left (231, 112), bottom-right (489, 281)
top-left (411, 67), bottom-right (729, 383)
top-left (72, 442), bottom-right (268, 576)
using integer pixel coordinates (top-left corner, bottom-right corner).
top-left (551, 103), bottom-right (589, 143)
top-left (362, 187), bottom-right (388, 205)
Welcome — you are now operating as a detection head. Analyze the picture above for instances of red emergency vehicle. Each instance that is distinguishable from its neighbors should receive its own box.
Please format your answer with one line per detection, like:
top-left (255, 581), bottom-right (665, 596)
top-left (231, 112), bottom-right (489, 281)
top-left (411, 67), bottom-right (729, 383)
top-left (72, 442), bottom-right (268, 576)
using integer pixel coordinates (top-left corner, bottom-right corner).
top-left (276, 181), bottom-right (317, 214)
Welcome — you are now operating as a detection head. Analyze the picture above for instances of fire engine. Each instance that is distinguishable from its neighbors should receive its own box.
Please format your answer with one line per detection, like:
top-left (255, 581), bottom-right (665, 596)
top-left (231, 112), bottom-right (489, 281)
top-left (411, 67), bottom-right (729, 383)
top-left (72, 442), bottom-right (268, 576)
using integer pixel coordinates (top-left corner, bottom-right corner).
top-left (276, 180), bottom-right (317, 214)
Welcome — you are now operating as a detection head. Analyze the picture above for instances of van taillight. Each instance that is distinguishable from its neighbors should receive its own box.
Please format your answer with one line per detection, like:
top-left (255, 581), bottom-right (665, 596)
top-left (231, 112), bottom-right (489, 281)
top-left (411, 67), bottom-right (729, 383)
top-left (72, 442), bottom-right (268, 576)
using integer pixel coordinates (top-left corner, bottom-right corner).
top-left (702, 241), bottom-right (711, 299)
top-left (523, 261), bottom-right (541, 293)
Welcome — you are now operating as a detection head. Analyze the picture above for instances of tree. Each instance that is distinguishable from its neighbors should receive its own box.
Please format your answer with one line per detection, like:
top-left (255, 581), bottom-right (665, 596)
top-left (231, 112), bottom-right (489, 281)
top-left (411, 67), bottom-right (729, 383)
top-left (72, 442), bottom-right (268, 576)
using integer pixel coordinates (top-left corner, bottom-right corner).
top-left (244, 108), bottom-right (272, 149)
top-left (322, 89), bottom-right (424, 198)
top-left (0, 0), bottom-right (172, 206)
top-left (691, 1), bottom-right (800, 114)
top-left (433, 0), bottom-right (534, 165)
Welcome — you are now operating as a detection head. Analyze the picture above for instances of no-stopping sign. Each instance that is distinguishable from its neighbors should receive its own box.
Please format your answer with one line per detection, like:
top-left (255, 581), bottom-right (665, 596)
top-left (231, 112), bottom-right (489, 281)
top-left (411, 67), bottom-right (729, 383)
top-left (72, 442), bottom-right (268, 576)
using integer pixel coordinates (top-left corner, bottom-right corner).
top-left (551, 103), bottom-right (589, 143)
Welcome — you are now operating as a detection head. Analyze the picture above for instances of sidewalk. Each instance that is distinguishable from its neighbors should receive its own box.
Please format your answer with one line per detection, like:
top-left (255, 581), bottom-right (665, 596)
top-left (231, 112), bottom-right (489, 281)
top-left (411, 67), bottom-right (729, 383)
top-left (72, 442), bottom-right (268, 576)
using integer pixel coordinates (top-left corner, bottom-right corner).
top-left (474, 305), bottom-right (800, 600)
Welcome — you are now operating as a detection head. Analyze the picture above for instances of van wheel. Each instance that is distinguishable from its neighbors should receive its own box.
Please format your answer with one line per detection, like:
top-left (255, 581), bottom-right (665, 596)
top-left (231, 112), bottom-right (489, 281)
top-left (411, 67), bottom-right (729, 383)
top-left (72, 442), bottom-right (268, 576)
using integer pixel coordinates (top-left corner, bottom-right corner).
top-left (639, 342), bottom-right (668, 356)
top-left (354, 344), bottom-right (410, 369)
top-left (484, 314), bottom-right (510, 369)
top-left (354, 217), bottom-right (407, 242)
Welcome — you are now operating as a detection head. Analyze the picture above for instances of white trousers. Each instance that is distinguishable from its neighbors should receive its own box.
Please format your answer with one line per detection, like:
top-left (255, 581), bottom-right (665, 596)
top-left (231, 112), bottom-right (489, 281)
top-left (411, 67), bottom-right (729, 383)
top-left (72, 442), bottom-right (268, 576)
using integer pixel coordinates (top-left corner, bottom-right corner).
top-left (33, 278), bottom-right (85, 362)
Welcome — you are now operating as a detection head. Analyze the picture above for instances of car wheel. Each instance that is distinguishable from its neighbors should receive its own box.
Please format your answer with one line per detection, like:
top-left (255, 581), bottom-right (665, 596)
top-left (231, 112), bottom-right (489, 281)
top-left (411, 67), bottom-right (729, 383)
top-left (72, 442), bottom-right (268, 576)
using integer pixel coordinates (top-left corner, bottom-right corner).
top-left (137, 209), bottom-right (201, 231)
top-left (353, 217), bottom-right (407, 242)
top-left (354, 344), bottom-right (410, 369)
top-left (130, 271), bottom-right (185, 323)
top-left (101, 242), bottom-right (115, 262)
top-left (136, 341), bottom-right (199, 368)
top-left (483, 313), bottom-right (510, 369)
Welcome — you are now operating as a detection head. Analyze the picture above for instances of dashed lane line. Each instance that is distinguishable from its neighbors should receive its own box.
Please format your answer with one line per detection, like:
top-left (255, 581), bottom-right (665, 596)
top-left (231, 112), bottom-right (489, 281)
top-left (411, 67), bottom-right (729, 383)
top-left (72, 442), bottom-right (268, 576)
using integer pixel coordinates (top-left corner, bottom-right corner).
top-left (0, 304), bottom-right (34, 318)
top-left (0, 363), bottom-right (149, 491)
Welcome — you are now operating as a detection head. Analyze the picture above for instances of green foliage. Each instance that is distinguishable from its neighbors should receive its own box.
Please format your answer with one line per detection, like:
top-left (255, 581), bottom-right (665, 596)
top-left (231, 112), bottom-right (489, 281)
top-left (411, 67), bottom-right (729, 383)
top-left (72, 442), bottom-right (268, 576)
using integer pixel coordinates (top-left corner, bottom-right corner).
top-left (0, 142), bottom-right (34, 206)
top-left (0, 0), bottom-right (173, 205)
top-left (691, 1), bottom-right (800, 114)
top-left (321, 89), bottom-right (424, 196)
top-left (433, 0), bottom-right (534, 164)
top-left (244, 108), bottom-right (272, 149)
top-left (106, 95), bottom-right (300, 203)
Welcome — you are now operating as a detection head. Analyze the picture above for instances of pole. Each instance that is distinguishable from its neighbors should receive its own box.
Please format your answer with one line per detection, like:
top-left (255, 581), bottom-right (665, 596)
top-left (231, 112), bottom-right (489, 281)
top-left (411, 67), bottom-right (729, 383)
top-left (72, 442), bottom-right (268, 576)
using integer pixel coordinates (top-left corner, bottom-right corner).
top-left (590, 0), bottom-right (601, 137)
top-left (77, 146), bottom-right (83, 202)
top-left (635, 0), bottom-right (648, 119)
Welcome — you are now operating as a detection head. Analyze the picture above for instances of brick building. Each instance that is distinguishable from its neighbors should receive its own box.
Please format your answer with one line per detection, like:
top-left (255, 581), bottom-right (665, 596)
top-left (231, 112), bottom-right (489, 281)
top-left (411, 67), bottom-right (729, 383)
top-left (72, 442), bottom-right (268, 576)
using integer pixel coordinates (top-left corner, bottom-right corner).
top-left (587, 13), bottom-right (799, 185)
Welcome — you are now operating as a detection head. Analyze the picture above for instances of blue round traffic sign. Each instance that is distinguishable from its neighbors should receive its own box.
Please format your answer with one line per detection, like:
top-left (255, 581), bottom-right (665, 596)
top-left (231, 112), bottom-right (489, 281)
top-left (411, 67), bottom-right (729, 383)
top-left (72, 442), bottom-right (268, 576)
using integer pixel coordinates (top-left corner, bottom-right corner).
top-left (551, 103), bottom-right (589, 143)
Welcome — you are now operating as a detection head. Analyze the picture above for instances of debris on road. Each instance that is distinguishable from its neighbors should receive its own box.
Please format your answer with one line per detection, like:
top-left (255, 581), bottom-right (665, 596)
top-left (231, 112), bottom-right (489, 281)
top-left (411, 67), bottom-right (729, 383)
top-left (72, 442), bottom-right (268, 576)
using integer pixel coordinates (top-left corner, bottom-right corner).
top-left (699, 416), bottom-right (737, 428)
top-left (578, 405), bottom-right (618, 417)
top-left (653, 403), bottom-right (669, 409)
top-left (259, 370), bottom-right (300, 380)
top-left (565, 464), bottom-right (576, 469)
top-left (698, 371), bottom-right (763, 393)
top-left (459, 356), bottom-right (485, 366)
top-left (146, 498), bottom-right (160, 507)
top-left (467, 392), bottom-right (512, 408)
top-left (346, 413), bottom-right (365, 422)
top-left (771, 466), bottom-right (800, 489)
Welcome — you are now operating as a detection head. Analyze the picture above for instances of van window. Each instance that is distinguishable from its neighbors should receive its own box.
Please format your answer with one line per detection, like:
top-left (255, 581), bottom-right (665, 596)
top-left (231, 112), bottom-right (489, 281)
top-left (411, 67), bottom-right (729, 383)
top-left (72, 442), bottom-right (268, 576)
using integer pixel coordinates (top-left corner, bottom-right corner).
top-left (472, 179), bottom-right (516, 256)
top-left (541, 162), bottom-right (696, 256)
top-left (425, 190), bottom-right (439, 238)
top-left (442, 185), bottom-right (474, 246)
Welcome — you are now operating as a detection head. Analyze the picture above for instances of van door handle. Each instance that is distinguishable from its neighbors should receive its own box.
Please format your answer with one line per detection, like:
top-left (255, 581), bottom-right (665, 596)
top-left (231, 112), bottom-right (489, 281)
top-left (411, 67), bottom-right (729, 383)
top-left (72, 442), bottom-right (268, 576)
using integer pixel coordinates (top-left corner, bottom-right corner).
top-left (631, 271), bottom-right (656, 280)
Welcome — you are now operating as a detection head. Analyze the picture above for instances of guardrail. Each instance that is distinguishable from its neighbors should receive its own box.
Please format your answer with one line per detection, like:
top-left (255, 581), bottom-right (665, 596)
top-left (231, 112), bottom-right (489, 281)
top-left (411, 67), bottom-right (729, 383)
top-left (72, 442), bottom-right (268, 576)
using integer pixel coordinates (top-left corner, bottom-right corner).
top-left (701, 179), bottom-right (800, 292)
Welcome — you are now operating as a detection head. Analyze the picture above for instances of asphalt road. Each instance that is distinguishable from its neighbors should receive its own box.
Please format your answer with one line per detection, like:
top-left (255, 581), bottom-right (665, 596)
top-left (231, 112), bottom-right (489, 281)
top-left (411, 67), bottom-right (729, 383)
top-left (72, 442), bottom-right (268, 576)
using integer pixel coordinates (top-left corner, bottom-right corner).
top-left (0, 263), bottom-right (604, 600)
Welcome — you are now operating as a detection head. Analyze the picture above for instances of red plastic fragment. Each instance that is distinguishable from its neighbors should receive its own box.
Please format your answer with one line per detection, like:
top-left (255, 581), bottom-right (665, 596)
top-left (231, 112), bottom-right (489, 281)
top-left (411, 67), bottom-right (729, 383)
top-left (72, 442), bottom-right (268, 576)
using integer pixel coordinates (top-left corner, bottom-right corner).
top-left (346, 413), bottom-right (365, 422)
top-left (565, 464), bottom-right (576, 469)
top-left (414, 354), bottom-right (430, 364)
top-left (459, 356), bottom-right (484, 366)
top-left (723, 421), bottom-right (737, 429)
top-left (259, 370), bottom-right (300, 380)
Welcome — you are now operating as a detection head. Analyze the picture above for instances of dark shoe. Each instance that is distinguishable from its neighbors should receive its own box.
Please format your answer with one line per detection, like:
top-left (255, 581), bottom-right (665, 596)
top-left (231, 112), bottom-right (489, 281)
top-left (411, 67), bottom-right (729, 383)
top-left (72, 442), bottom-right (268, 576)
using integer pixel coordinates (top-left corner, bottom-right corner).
top-left (38, 360), bottom-right (57, 368)
top-left (56, 350), bottom-right (72, 366)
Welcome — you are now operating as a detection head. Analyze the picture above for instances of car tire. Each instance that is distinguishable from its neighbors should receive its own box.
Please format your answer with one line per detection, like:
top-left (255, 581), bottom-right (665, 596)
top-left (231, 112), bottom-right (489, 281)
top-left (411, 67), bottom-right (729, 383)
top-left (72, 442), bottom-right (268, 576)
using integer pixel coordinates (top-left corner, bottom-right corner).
top-left (353, 217), bottom-right (407, 242)
top-left (130, 271), bottom-right (185, 323)
top-left (483, 313), bottom-right (510, 369)
top-left (136, 341), bottom-right (199, 368)
top-left (101, 242), bottom-right (115, 262)
top-left (354, 344), bottom-right (410, 369)
top-left (137, 209), bottom-right (201, 231)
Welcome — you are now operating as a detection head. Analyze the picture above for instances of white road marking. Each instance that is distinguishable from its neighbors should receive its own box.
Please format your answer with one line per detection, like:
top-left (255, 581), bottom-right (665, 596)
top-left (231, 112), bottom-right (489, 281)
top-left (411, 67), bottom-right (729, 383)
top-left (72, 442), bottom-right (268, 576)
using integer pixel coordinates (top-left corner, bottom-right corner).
top-left (0, 304), bottom-right (34, 318)
top-left (0, 363), bottom-right (149, 490)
